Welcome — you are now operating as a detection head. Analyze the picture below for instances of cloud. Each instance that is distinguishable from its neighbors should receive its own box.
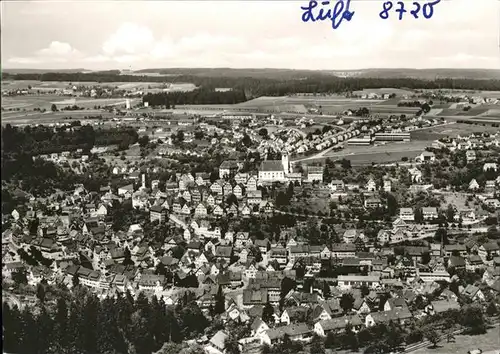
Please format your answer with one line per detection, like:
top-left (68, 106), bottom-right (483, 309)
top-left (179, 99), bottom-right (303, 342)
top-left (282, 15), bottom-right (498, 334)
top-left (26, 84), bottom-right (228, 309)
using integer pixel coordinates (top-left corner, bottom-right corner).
top-left (36, 41), bottom-right (79, 57)
top-left (150, 39), bottom-right (178, 59)
top-left (7, 57), bottom-right (41, 64)
top-left (102, 23), bottom-right (155, 55)
top-left (83, 55), bottom-right (111, 63)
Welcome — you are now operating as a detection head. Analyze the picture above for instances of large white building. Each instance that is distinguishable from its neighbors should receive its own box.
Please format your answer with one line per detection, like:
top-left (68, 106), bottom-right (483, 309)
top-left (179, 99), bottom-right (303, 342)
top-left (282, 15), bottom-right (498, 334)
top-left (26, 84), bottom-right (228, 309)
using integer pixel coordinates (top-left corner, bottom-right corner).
top-left (258, 154), bottom-right (291, 183)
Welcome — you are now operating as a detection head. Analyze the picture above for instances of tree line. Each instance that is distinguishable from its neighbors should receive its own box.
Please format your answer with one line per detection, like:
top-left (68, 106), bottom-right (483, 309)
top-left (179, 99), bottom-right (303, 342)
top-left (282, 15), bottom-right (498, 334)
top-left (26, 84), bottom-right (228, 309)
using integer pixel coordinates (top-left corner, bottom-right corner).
top-left (4, 72), bottom-right (500, 98)
top-left (2, 289), bottom-right (209, 354)
top-left (143, 87), bottom-right (247, 107)
top-left (1, 124), bottom-right (139, 157)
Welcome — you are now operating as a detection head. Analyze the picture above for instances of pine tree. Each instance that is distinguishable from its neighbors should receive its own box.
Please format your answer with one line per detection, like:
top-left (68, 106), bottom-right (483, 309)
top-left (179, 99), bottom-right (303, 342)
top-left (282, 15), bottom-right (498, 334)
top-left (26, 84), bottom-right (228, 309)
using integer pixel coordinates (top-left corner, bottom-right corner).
top-left (36, 306), bottom-right (54, 353)
top-left (214, 285), bottom-right (225, 314)
top-left (52, 297), bottom-right (69, 353)
top-left (2, 303), bottom-right (21, 353)
top-left (36, 282), bottom-right (46, 303)
top-left (262, 302), bottom-right (274, 324)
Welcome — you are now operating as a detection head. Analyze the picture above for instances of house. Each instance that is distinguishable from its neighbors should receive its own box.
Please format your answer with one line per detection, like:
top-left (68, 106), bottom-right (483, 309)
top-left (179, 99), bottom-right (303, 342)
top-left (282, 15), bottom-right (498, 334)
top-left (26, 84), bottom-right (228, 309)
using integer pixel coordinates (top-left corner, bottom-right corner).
top-left (215, 246), bottom-right (233, 262)
top-left (365, 309), bottom-right (413, 327)
top-left (365, 178), bottom-right (377, 192)
top-left (281, 307), bottom-right (308, 325)
top-left (399, 208), bottom-right (415, 221)
top-left (483, 162), bottom-right (498, 172)
top-left (118, 184), bottom-right (134, 197)
top-left (383, 179), bottom-right (392, 192)
top-left (466, 255), bottom-right (484, 271)
top-left (251, 317), bottom-right (270, 337)
top-left (422, 207), bottom-right (438, 220)
top-left (352, 298), bottom-right (371, 315)
top-left (383, 298), bottom-right (408, 312)
top-left (454, 208), bottom-right (476, 223)
top-left (150, 205), bottom-right (166, 223)
top-left (343, 229), bottom-right (363, 243)
top-left (460, 284), bottom-right (485, 302)
top-left (448, 256), bottom-right (466, 270)
top-left (329, 180), bottom-right (345, 191)
top-left (466, 150), bottom-right (476, 163)
top-left (243, 289), bottom-right (268, 308)
top-left (259, 323), bottom-right (312, 346)
top-left (307, 166), bottom-right (324, 183)
top-left (209, 330), bottom-right (229, 352)
top-left (337, 275), bottom-right (380, 290)
top-left (246, 176), bottom-right (258, 191)
top-left (314, 316), bottom-right (351, 337)
top-left (364, 197), bottom-right (382, 209)
top-left (331, 243), bottom-right (356, 258)
top-left (258, 156), bottom-right (289, 183)
top-left (219, 160), bottom-right (239, 179)
top-left (478, 242), bottom-right (500, 261)
top-left (233, 184), bottom-right (245, 199)
top-left (194, 203), bottom-right (208, 218)
top-left (408, 168), bottom-right (422, 183)
top-left (377, 230), bottom-right (391, 244)
top-left (469, 179), bottom-right (480, 191)
top-left (444, 244), bottom-right (467, 257)
top-left (416, 151), bottom-right (435, 163)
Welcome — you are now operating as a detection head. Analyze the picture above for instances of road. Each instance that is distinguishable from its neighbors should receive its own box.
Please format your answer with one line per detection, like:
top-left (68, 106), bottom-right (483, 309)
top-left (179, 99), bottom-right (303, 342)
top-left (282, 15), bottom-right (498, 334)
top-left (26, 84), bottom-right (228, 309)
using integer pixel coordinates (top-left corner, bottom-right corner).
top-left (292, 144), bottom-right (340, 163)
top-left (292, 122), bottom-right (454, 164)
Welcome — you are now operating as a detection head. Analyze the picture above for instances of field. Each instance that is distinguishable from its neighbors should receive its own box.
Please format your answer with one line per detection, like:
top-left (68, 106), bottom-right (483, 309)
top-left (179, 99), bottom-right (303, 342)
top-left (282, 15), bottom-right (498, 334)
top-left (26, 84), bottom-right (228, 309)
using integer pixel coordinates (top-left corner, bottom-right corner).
top-left (321, 141), bottom-right (428, 165)
top-left (352, 88), bottom-right (415, 96)
top-left (413, 327), bottom-right (500, 354)
top-left (2, 80), bottom-right (197, 93)
top-left (411, 123), bottom-right (499, 141)
top-left (2, 95), bottom-right (142, 112)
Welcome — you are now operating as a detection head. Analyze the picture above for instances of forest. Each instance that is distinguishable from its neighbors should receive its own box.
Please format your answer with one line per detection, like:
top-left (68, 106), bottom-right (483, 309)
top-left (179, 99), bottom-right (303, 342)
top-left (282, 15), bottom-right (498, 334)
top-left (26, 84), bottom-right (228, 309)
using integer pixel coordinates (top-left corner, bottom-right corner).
top-left (1, 123), bottom-right (139, 157)
top-left (143, 87), bottom-right (247, 107)
top-left (2, 288), bottom-right (211, 354)
top-left (4, 72), bottom-right (500, 98)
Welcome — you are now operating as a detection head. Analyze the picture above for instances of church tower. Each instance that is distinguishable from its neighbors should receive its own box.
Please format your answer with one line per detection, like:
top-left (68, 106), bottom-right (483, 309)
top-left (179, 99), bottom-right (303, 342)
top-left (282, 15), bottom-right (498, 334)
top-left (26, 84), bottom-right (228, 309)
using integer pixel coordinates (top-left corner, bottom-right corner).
top-left (281, 154), bottom-right (290, 174)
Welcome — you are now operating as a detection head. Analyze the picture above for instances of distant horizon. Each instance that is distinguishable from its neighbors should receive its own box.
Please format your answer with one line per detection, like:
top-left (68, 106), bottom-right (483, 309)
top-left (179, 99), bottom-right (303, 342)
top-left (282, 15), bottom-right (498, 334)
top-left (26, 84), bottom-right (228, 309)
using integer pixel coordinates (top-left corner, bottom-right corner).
top-left (3, 67), bottom-right (500, 73)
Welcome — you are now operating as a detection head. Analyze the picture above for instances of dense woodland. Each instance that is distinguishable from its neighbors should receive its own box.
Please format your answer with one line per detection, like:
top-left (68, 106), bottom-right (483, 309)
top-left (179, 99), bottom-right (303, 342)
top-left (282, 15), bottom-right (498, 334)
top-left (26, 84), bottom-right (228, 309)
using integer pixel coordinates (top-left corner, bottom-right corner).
top-left (143, 88), bottom-right (247, 107)
top-left (1, 123), bottom-right (138, 158)
top-left (2, 289), bottom-right (210, 354)
top-left (4, 72), bottom-right (500, 98)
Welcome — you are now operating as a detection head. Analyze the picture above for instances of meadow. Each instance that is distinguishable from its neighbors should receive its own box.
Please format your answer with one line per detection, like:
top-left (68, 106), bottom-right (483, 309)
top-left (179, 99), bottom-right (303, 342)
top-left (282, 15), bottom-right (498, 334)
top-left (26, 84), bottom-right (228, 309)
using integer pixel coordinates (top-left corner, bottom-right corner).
top-left (412, 327), bottom-right (500, 354)
top-left (411, 123), bottom-right (499, 141)
top-left (2, 95), bottom-right (141, 112)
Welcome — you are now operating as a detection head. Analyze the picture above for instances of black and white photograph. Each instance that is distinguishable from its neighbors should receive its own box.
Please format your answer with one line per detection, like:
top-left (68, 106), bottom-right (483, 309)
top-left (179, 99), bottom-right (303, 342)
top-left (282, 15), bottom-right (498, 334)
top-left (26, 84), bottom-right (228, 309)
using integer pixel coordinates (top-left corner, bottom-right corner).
top-left (2, 0), bottom-right (500, 353)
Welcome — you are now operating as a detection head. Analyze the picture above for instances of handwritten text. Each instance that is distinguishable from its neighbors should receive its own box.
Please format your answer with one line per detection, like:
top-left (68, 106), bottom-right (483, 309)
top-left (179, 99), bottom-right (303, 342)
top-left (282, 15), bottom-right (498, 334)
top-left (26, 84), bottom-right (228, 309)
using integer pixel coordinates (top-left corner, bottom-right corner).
top-left (379, 0), bottom-right (441, 20)
top-left (301, 0), bottom-right (355, 30)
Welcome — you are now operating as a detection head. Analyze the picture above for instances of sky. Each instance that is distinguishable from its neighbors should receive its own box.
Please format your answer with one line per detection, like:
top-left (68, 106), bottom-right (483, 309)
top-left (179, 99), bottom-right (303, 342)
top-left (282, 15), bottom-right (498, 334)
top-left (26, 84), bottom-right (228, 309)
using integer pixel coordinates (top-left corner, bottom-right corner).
top-left (2, 0), bottom-right (500, 70)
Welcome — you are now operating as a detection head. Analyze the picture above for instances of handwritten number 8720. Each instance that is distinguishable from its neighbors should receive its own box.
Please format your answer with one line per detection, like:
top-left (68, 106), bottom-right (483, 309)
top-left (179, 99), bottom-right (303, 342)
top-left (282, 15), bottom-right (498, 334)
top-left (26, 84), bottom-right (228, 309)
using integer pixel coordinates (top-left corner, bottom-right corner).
top-left (379, 0), bottom-right (440, 20)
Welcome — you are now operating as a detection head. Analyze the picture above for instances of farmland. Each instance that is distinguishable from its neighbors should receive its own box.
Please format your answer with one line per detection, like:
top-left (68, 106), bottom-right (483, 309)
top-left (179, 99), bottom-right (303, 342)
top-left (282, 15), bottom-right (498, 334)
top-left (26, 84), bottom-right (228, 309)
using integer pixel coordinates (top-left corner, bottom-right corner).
top-left (2, 95), bottom-right (141, 112)
top-left (320, 141), bottom-right (428, 165)
top-left (2, 80), bottom-right (197, 94)
top-left (410, 123), bottom-right (500, 141)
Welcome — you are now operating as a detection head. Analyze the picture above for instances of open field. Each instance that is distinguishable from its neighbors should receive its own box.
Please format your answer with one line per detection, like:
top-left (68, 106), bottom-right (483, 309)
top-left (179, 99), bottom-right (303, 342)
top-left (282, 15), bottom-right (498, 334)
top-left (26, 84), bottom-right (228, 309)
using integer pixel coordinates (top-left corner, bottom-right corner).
top-left (411, 123), bottom-right (499, 141)
top-left (353, 88), bottom-right (415, 96)
top-left (2, 80), bottom-right (196, 92)
top-left (320, 141), bottom-right (428, 164)
top-left (235, 96), bottom-right (385, 109)
top-left (2, 95), bottom-right (142, 112)
top-left (1, 111), bottom-right (117, 125)
top-left (436, 104), bottom-right (499, 117)
top-left (413, 327), bottom-right (500, 354)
